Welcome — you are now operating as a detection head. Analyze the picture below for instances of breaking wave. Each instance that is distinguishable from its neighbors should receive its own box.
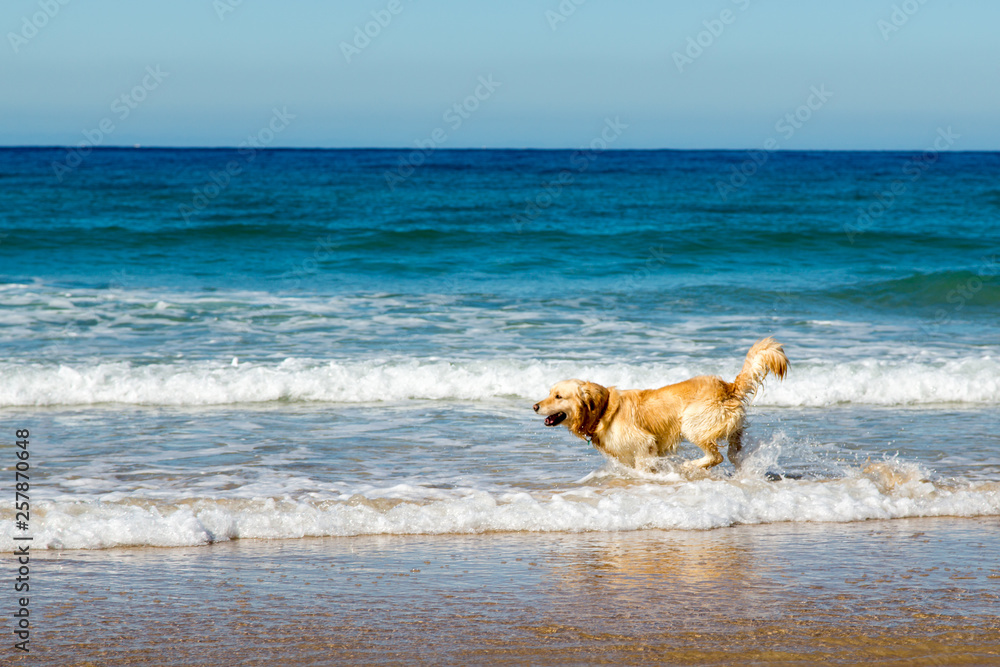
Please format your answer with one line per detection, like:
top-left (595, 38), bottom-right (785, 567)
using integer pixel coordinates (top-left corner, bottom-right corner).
top-left (2, 460), bottom-right (997, 550)
top-left (1, 354), bottom-right (998, 407)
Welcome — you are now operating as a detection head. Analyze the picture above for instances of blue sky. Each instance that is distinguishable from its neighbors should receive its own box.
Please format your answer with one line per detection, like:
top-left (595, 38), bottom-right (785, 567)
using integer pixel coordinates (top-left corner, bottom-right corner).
top-left (2, 0), bottom-right (998, 149)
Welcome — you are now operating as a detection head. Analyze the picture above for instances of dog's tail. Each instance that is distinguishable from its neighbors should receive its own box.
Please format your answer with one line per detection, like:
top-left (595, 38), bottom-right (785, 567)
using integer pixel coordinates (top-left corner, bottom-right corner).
top-left (732, 337), bottom-right (788, 404)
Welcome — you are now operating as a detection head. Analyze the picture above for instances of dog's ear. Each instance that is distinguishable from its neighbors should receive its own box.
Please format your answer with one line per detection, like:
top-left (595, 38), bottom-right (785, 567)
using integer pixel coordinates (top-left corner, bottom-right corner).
top-left (578, 382), bottom-right (609, 416)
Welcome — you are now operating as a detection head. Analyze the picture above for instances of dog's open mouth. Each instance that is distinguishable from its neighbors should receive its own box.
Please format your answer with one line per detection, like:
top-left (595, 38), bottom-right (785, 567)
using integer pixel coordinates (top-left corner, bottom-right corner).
top-left (543, 412), bottom-right (567, 427)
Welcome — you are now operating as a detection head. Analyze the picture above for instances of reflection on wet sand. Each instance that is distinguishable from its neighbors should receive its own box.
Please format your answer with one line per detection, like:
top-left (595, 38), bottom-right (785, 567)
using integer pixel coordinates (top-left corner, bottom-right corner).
top-left (547, 528), bottom-right (774, 629)
top-left (510, 524), bottom-right (1000, 664)
top-left (13, 517), bottom-right (1000, 666)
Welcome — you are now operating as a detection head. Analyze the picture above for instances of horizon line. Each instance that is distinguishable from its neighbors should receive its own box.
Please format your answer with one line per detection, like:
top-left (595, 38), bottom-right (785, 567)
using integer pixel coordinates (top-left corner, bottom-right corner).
top-left (1, 144), bottom-right (997, 153)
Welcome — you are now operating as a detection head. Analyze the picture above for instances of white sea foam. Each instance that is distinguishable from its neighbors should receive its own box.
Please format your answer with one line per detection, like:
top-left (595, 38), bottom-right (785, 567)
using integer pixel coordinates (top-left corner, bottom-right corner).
top-left (1, 355), bottom-right (998, 407)
top-left (2, 462), bottom-right (997, 550)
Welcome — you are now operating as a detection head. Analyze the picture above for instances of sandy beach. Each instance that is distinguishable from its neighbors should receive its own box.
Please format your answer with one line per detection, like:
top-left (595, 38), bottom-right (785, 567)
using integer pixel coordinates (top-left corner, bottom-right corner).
top-left (10, 516), bottom-right (999, 665)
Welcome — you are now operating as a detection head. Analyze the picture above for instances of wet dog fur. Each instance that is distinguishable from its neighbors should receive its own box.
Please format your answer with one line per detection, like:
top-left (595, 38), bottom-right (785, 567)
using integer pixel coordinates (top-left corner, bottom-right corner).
top-left (532, 338), bottom-right (788, 471)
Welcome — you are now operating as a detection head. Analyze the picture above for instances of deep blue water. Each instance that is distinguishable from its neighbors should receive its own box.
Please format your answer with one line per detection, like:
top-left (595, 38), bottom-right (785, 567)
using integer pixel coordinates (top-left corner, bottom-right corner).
top-left (4, 148), bottom-right (998, 298)
top-left (2, 147), bottom-right (999, 361)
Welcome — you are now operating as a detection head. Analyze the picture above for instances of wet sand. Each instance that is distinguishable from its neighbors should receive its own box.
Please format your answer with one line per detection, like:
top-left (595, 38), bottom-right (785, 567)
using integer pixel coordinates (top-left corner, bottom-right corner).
top-left (11, 517), bottom-right (1000, 665)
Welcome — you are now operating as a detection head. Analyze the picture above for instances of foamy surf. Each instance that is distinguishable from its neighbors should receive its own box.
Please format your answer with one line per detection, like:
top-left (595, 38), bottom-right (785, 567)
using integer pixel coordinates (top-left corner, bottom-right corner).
top-left (4, 461), bottom-right (998, 551)
top-left (1, 355), bottom-right (998, 407)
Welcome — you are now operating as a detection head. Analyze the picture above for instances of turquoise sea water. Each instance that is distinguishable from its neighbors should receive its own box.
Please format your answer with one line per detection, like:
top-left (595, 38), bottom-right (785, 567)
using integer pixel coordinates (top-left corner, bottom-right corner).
top-left (0, 147), bottom-right (998, 550)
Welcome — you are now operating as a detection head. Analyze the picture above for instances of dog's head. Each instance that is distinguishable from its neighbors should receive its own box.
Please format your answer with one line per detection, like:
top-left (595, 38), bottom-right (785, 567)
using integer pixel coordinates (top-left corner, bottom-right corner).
top-left (533, 380), bottom-right (609, 436)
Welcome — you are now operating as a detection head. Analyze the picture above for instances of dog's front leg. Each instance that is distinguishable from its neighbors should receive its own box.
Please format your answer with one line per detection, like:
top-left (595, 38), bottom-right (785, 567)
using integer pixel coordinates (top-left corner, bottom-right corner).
top-left (633, 434), bottom-right (660, 473)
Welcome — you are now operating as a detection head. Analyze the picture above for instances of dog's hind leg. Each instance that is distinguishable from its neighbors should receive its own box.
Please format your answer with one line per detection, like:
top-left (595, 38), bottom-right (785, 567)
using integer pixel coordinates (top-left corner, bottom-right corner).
top-left (727, 429), bottom-right (743, 467)
top-left (684, 441), bottom-right (724, 470)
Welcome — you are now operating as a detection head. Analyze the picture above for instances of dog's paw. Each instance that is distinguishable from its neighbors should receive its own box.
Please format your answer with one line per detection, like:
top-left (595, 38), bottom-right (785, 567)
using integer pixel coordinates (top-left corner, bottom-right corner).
top-left (678, 462), bottom-right (712, 480)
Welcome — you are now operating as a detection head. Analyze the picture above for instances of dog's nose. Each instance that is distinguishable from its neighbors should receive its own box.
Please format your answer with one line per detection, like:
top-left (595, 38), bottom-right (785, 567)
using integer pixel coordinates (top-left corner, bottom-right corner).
top-left (533, 403), bottom-right (539, 412)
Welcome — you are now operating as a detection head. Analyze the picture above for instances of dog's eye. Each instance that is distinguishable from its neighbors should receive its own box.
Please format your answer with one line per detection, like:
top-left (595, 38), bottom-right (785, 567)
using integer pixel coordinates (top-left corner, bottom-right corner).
top-left (555, 394), bottom-right (561, 399)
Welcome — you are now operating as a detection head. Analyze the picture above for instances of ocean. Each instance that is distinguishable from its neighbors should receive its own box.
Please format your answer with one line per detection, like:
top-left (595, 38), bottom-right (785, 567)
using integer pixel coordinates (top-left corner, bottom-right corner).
top-left (2, 147), bottom-right (999, 664)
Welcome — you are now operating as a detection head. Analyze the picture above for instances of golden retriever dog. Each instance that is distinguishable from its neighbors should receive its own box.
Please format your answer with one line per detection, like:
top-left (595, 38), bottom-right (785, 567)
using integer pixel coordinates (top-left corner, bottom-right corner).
top-left (533, 338), bottom-right (788, 471)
